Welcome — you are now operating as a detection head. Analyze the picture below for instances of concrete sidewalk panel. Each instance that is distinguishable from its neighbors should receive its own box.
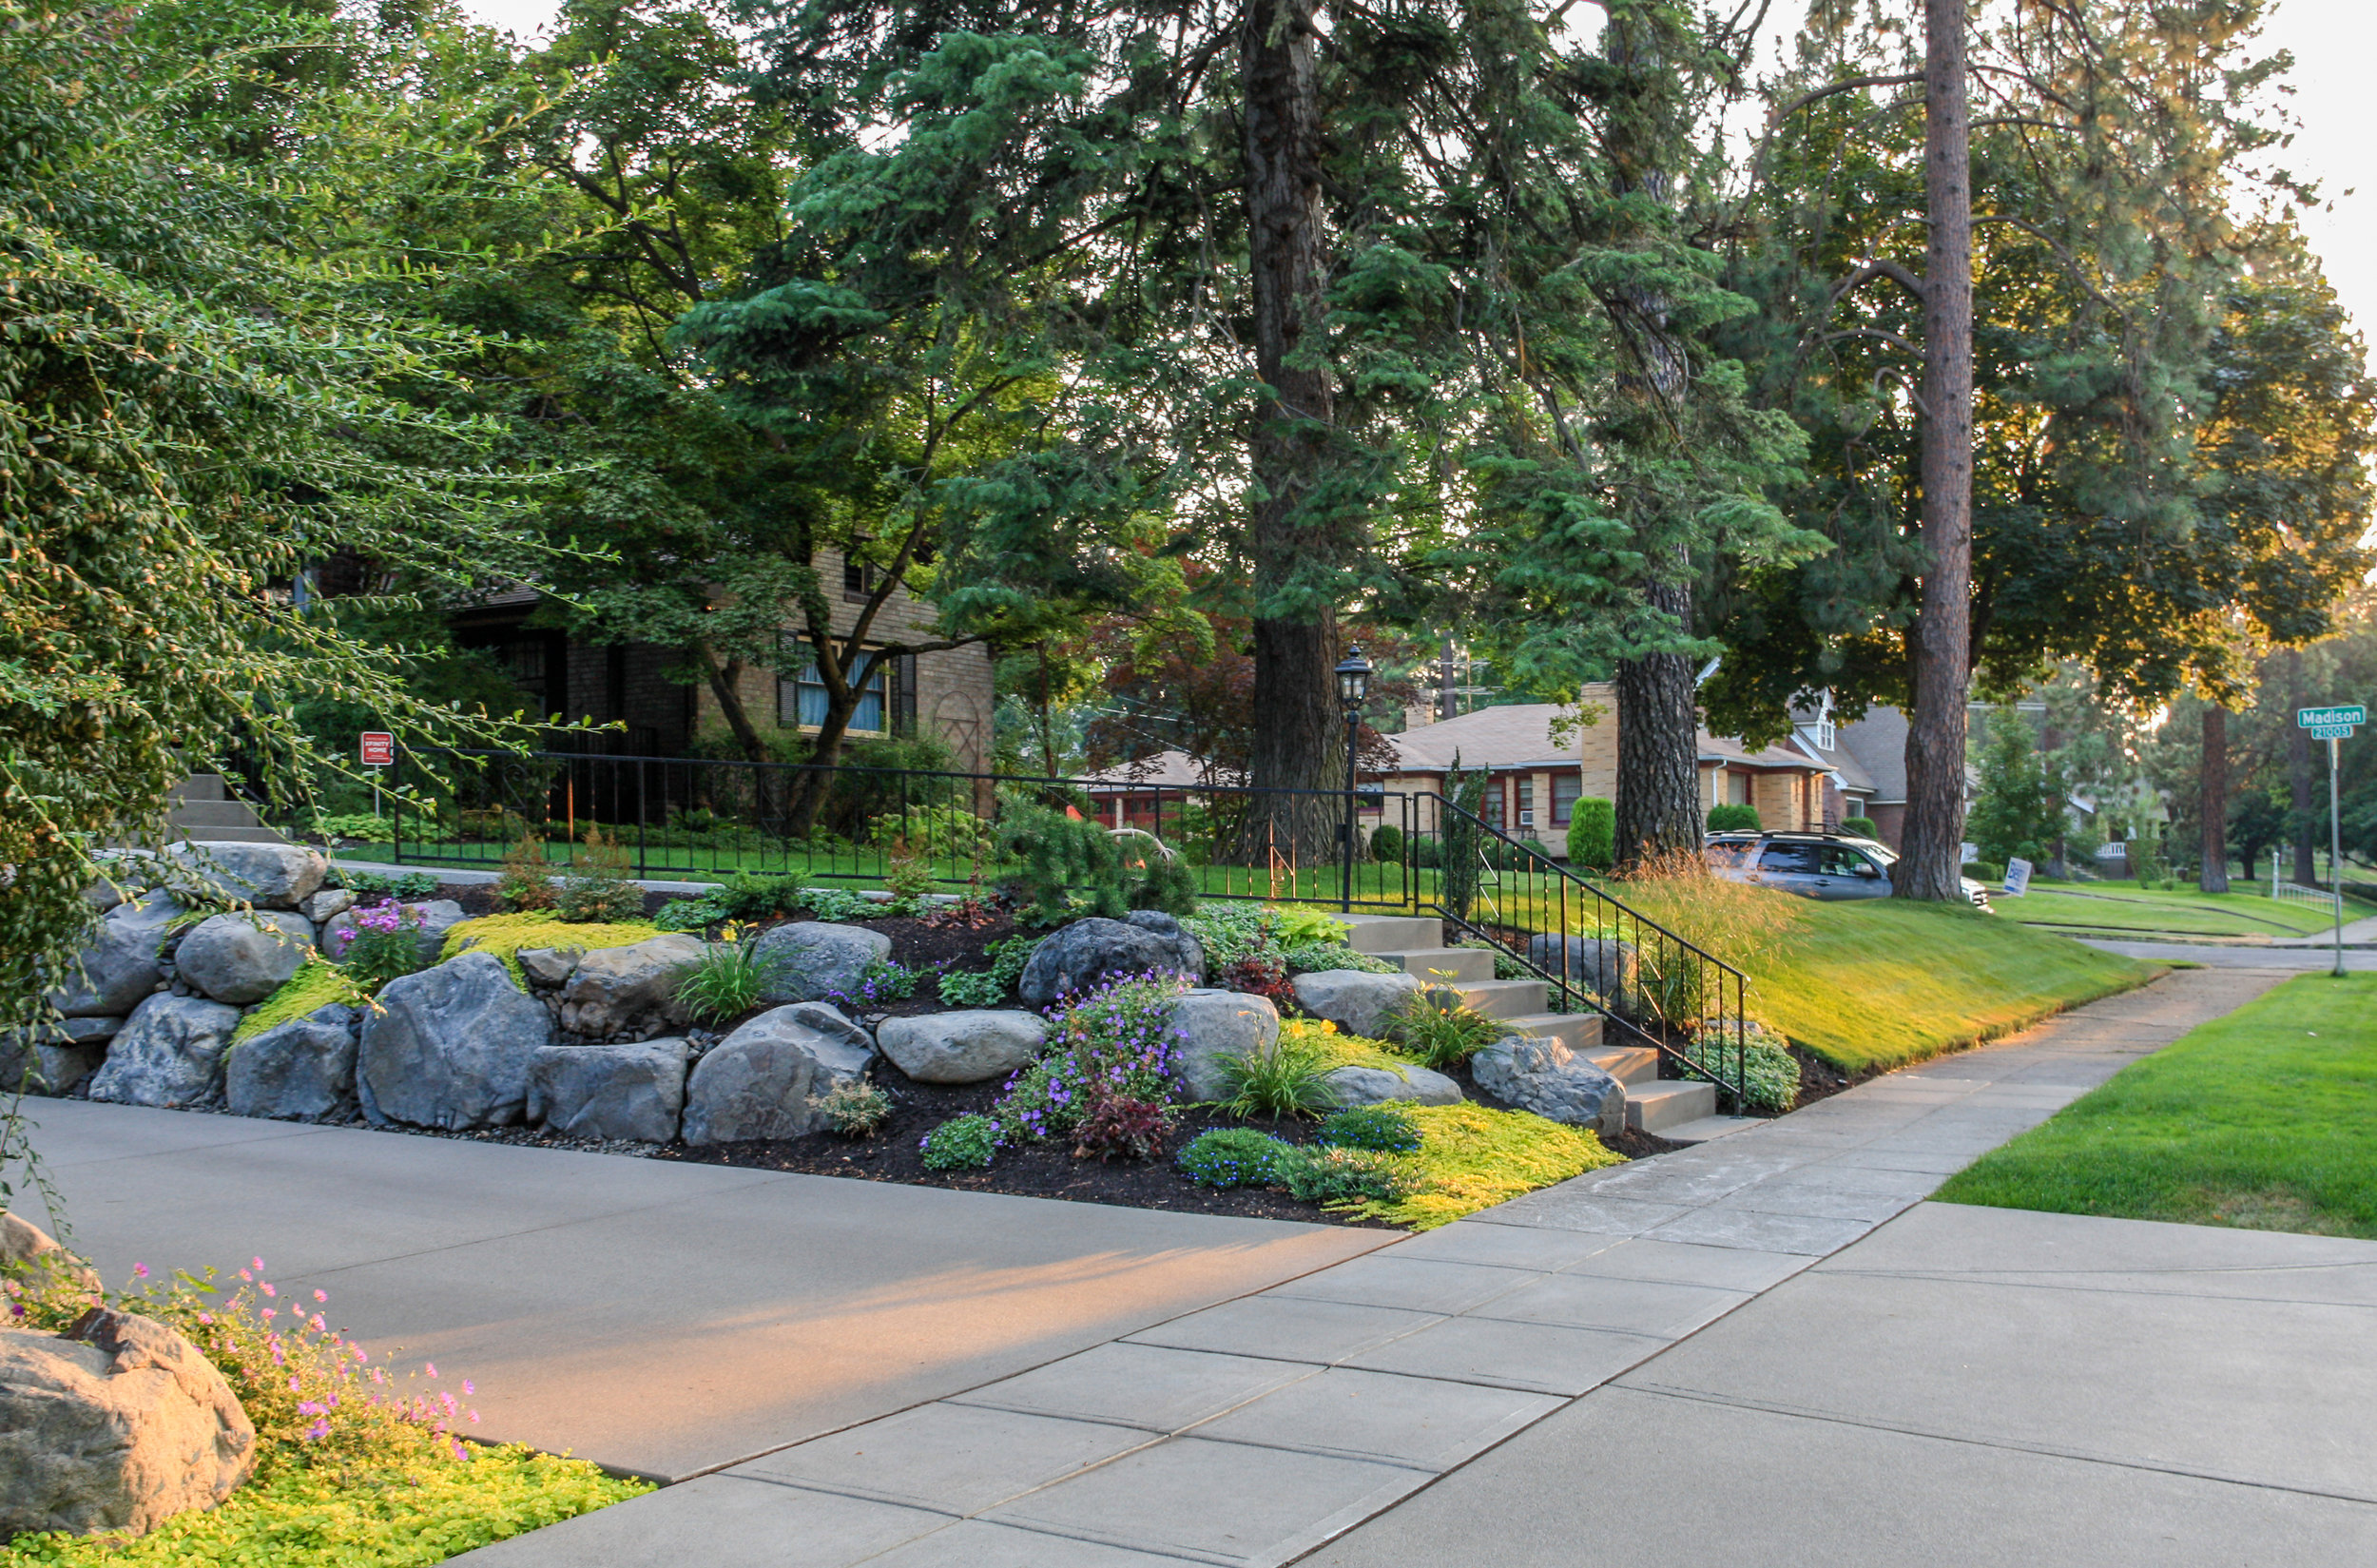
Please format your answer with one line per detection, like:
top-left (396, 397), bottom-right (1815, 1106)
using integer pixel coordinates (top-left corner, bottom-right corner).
top-left (454, 1474), bottom-right (946, 1567)
top-left (1379, 1222), bottom-right (1624, 1271)
top-left (949, 1343), bottom-right (1317, 1431)
top-left (1261, 1254), bottom-right (1539, 1315)
top-left (1188, 1366), bottom-right (1560, 1469)
top-left (1461, 1191), bottom-right (1690, 1235)
top-left (859, 1520), bottom-right (1205, 1566)
top-left (1556, 1237), bottom-right (1812, 1293)
top-left (1466, 1271), bottom-right (1749, 1339)
top-left (1643, 1207), bottom-right (1875, 1255)
top-left (1125, 1295), bottom-right (1441, 1365)
top-left (1338, 1314), bottom-right (1664, 1395)
top-left (734, 1403), bottom-right (1153, 1515)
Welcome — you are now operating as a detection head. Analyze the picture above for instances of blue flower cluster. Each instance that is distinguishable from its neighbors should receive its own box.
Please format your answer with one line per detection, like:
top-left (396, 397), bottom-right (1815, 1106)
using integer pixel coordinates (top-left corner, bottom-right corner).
top-left (993, 971), bottom-right (1188, 1145)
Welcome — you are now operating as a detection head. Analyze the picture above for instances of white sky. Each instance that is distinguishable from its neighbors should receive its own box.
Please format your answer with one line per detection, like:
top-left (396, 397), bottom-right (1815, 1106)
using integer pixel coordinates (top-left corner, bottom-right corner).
top-left (455, 0), bottom-right (2376, 330)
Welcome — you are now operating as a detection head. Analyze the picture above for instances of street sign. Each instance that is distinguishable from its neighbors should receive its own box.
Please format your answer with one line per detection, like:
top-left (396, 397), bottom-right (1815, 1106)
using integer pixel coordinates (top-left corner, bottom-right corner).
top-left (2311, 724), bottom-right (2355, 742)
top-left (2296, 704), bottom-right (2365, 728)
top-left (2003, 857), bottom-right (2033, 897)
top-left (359, 732), bottom-right (395, 767)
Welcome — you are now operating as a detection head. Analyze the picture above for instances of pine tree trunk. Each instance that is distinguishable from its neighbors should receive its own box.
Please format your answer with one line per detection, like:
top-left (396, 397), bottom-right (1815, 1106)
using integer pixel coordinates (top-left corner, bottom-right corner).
top-left (1897, 0), bottom-right (1976, 901)
top-left (1614, 578), bottom-right (1705, 870)
top-left (2200, 704), bottom-right (2230, 893)
top-left (1241, 0), bottom-right (1340, 861)
top-left (2290, 649), bottom-right (2315, 885)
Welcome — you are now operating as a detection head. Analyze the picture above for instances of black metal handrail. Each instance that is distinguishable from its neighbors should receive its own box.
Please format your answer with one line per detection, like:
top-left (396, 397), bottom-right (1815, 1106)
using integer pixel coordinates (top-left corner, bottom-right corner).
top-left (1416, 794), bottom-right (1750, 1113)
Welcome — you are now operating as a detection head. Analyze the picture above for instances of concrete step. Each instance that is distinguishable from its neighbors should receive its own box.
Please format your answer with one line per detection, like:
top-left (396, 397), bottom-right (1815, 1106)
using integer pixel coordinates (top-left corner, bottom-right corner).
top-left (1657, 1114), bottom-right (1764, 1145)
top-left (1375, 946), bottom-right (1496, 983)
top-left (169, 773), bottom-right (227, 803)
top-left (1582, 1045), bottom-right (1659, 1087)
top-left (1626, 1078), bottom-right (1717, 1132)
top-left (1447, 978), bottom-right (1545, 1019)
top-left (1337, 913), bottom-right (1443, 954)
top-left (170, 800), bottom-right (264, 829)
top-left (1498, 1012), bottom-right (1605, 1054)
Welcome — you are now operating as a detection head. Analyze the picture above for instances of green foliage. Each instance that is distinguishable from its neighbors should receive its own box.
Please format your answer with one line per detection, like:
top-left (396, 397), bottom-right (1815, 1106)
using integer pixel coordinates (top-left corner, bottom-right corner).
top-left (1175, 1128), bottom-right (1288, 1189)
top-left (1568, 798), bottom-right (1616, 872)
top-left (1679, 1026), bottom-right (1801, 1114)
top-left (232, 962), bottom-right (367, 1045)
top-left (919, 1114), bottom-right (998, 1170)
top-left (1387, 991), bottom-right (1501, 1071)
top-left (1213, 1031), bottom-right (1339, 1121)
top-left (1001, 803), bottom-right (1196, 926)
top-left (1279, 942), bottom-right (1397, 976)
top-left (438, 913), bottom-right (657, 989)
top-left (1315, 1103), bottom-right (1422, 1154)
top-left (496, 836), bottom-right (558, 913)
top-left (1272, 1145), bottom-right (1413, 1205)
top-left (1440, 759), bottom-right (1487, 922)
top-left (1069, 1095), bottom-right (1172, 1161)
top-left (711, 874), bottom-right (809, 920)
top-left (936, 936), bottom-right (1040, 1007)
top-left (1968, 707), bottom-right (2069, 868)
top-left (1181, 904), bottom-right (1273, 977)
top-left (868, 804), bottom-right (992, 860)
top-left (1268, 907), bottom-right (1351, 947)
top-left (1338, 1102), bottom-right (1622, 1230)
top-left (334, 904), bottom-right (428, 995)
top-left (1368, 825), bottom-right (1404, 861)
top-left (1963, 861), bottom-right (2008, 884)
top-left (314, 813), bottom-right (396, 844)
top-left (836, 958), bottom-right (926, 1007)
top-left (556, 832), bottom-right (645, 924)
top-left (338, 871), bottom-right (441, 901)
top-left (653, 895), bottom-right (733, 933)
top-left (995, 973), bottom-right (1185, 1142)
top-left (809, 1079), bottom-right (893, 1139)
top-left (796, 886), bottom-right (877, 922)
top-left (1704, 803), bottom-right (1762, 833)
top-left (673, 938), bottom-right (776, 1025)
top-left (1840, 817), bottom-right (1881, 840)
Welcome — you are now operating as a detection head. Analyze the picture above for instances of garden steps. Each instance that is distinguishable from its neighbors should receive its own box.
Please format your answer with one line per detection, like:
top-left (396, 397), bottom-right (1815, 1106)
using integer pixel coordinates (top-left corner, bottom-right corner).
top-left (1335, 913), bottom-right (1445, 954)
top-left (164, 774), bottom-right (287, 845)
top-left (1499, 1012), bottom-right (1605, 1055)
top-left (1440, 977), bottom-right (1547, 1019)
top-left (1375, 945), bottom-right (1496, 983)
top-left (1626, 1077), bottom-right (1717, 1132)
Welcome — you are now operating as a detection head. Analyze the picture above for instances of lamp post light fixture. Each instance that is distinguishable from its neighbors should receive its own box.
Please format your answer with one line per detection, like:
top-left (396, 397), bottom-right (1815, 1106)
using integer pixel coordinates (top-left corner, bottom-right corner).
top-left (1336, 646), bottom-right (1372, 912)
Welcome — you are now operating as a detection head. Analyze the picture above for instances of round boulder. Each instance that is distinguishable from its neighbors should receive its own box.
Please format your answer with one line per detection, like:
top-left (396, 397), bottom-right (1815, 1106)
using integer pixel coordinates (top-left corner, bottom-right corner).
top-left (1524, 936), bottom-right (1635, 1007)
top-left (1290, 969), bottom-right (1422, 1040)
top-left (751, 922), bottom-right (891, 1004)
top-left (528, 1037), bottom-right (689, 1143)
top-left (173, 913), bottom-right (315, 1006)
top-left (1168, 987), bottom-right (1278, 1102)
top-left (1322, 1063), bottom-right (1462, 1108)
top-left (558, 934), bottom-right (706, 1039)
top-left (166, 841), bottom-right (326, 911)
top-left (681, 1004), bottom-right (875, 1145)
top-left (87, 995), bottom-right (242, 1109)
top-left (358, 952), bottom-right (554, 1130)
top-left (226, 1005), bottom-right (358, 1122)
top-left (0, 1309), bottom-right (256, 1540)
top-left (877, 1011), bottom-right (1047, 1085)
top-left (1018, 912), bottom-right (1204, 1006)
top-left (1470, 1034), bottom-right (1625, 1139)
top-left (48, 893), bottom-right (179, 1018)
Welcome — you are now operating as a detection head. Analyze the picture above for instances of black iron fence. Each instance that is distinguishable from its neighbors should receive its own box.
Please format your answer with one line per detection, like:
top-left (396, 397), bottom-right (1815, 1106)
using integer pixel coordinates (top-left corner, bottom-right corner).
top-left (370, 746), bottom-right (1749, 1109)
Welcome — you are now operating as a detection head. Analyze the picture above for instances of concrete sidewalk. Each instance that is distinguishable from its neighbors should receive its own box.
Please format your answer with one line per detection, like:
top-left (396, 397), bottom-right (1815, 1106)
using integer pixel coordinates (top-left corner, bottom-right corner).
top-left (459, 968), bottom-right (2313, 1565)
top-left (26, 1104), bottom-right (1386, 1479)
top-left (2078, 936), bottom-right (2377, 970)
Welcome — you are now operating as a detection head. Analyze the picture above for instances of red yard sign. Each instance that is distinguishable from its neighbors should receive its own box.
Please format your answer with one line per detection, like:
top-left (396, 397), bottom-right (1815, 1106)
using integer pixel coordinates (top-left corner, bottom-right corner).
top-left (359, 731), bottom-right (396, 768)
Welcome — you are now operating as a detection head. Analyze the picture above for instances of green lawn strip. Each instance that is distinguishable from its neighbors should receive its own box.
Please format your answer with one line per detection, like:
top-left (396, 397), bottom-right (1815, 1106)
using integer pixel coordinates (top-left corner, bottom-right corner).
top-left (6, 1447), bottom-right (647, 1566)
top-left (2001, 883), bottom-right (2364, 939)
top-left (1935, 972), bottom-right (2377, 1239)
top-left (1748, 901), bottom-right (2158, 1074)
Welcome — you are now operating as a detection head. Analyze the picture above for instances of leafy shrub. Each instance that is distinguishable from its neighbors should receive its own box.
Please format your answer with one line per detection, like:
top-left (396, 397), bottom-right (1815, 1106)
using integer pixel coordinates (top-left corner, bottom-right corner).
top-left (1841, 816), bottom-right (1881, 840)
top-left (796, 885), bottom-right (876, 922)
top-left (1407, 834), bottom-right (1444, 868)
top-left (337, 869), bottom-right (438, 900)
top-left (315, 811), bottom-right (395, 843)
top-left (936, 935), bottom-right (1039, 1007)
top-left (995, 972), bottom-right (1188, 1142)
top-left (1071, 1094), bottom-right (1172, 1161)
top-left (1176, 1128), bottom-right (1289, 1188)
top-left (833, 958), bottom-right (927, 1008)
top-left (1680, 1023), bottom-right (1801, 1113)
top-left (1569, 797), bottom-right (1615, 872)
top-left (653, 893), bottom-right (732, 932)
top-left (1962, 861), bottom-right (2006, 883)
top-left (716, 872), bottom-right (807, 920)
top-left (674, 934), bottom-right (778, 1025)
top-left (1279, 941), bottom-right (1396, 976)
top-left (883, 839), bottom-right (938, 908)
top-left (1220, 955), bottom-right (1297, 1010)
top-left (1387, 989), bottom-right (1501, 1070)
top-left (332, 901), bottom-right (425, 993)
top-left (1706, 803), bottom-right (1762, 832)
top-left (809, 1078), bottom-right (893, 1138)
top-left (868, 803), bottom-right (991, 859)
top-left (1337, 1102), bottom-right (1620, 1229)
top-left (1272, 1145), bottom-right (1413, 1203)
top-left (1213, 1028), bottom-right (1338, 1120)
top-left (1269, 906), bottom-right (1350, 947)
top-left (1316, 1102), bottom-right (1422, 1153)
top-left (1183, 902), bottom-right (1272, 977)
top-left (1001, 803), bottom-right (1197, 926)
top-left (1368, 824), bottom-right (1404, 861)
top-left (556, 831), bottom-right (645, 923)
top-left (919, 1113), bottom-right (998, 1170)
top-left (496, 834), bottom-right (558, 912)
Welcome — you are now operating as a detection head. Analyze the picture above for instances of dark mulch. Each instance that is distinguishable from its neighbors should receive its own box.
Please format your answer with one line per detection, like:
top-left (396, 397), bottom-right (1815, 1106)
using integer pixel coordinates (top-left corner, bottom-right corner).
top-left (653, 1057), bottom-right (1399, 1226)
top-left (1788, 1044), bottom-right (1859, 1109)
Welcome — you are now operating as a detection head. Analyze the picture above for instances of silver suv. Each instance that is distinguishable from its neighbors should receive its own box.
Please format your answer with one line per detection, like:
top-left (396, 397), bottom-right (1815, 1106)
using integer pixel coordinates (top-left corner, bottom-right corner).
top-left (1707, 831), bottom-right (1993, 911)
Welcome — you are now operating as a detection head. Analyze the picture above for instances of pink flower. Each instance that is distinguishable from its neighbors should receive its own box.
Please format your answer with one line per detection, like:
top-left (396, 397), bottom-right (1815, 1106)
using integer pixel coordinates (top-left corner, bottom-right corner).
top-left (261, 1307), bottom-right (277, 1321)
top-left (252, 1258), bottom-right (264, 1272)
top-left (289, 1376), bottom-right (300, 1392)
top-left (468, 1410), bottom-right (480, 1424)
top-left (132, 1263), bottom-right (148, 1279)
top-left (461, 1380), bottom-right (473, 1395)
top-left (313, 1289), bottom-right (326, 1303)
top-left (423, 1362), bottom-right (437, 1379)
top-left (260, 1283), bottom-right (276, 1297)
top-left (307, 1419), bottom-right (330, 1441)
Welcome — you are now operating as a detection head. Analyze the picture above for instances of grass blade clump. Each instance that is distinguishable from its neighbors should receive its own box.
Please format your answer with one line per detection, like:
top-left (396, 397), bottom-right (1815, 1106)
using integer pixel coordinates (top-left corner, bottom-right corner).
top-left (673, 930), bottom-right (779, 1024)
top-left (1214, 1028), bottom-right (1339, 1120)
top-left (1387, 989), bottom-right (1501, 1070)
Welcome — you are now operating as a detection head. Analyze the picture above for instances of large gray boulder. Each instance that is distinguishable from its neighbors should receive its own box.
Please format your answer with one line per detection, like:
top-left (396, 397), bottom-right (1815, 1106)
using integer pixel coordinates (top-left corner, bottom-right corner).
top-left (750, 922), bottom-right (891, 1003)
top-left (49, 893), bottom-right (179, 1017)
top-left (1018, 912), bottom-right (1203, 1006)
top-left (529, 1038), bottom-right (689, 1143)
top-left (1471, 1033), bottom-right (1626, 1139)
top-left (681, 1004), bottom-right (875, 1146)
top-left (1322, 1063), bottom-right (1463, 1108)
top-left (0, 1309), bottom-right (256, 1540)
top-left (225, 1005), bottom-right (357, 1122)
top-left (1290, 969), bottom-right (1422, 1039)
top-left (0, 1029), bottom-right (107, 1097)
top-left (167, 841), bottom-right (327, 911)
top-left (358, 952), bottom-right (554, 1130)
top-left (1168, 988), bottom-right (1279, 1102)
top-left (173, 912), bottom-right (315, 1006)
top-left (298, 888), bottom-right (354, 925)
top-left (557, 934), bottom-right (706, 1039)
top-left (323, 900), bottom-right (467, 969)
top-left (516, 947), bottom-right (583, 988)
top-left (1524, 936), bottom-right (1635, 1007)
top-left (877, 1011), bottom-right (1046, 1085)
top-left (87, 995), bottom-right (242, 1108)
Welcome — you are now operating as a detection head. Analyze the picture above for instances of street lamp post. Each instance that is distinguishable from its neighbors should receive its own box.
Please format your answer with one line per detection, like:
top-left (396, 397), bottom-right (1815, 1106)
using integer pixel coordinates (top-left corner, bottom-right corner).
top-left (1336, 647), bottom-right (1372, 913)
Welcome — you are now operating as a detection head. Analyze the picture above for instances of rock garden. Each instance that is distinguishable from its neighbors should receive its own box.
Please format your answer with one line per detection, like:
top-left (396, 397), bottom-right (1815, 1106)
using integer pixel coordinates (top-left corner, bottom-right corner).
top-left (10, 836), bottom-right (1764, 1232)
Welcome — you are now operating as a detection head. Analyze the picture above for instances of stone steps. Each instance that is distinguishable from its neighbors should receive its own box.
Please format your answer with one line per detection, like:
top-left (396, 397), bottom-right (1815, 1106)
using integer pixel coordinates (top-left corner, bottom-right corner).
top-left (1497, 1012), bottom-right (1604, 1055)
top-left (1626, 1078), bottom-right (1717, 1132)
top-left (166, 775), bottom-right (288, 845)
top-left (1375, 946), bottom-right (1496, 984)
top-left (1336, 914), bottom-right (1443, 955)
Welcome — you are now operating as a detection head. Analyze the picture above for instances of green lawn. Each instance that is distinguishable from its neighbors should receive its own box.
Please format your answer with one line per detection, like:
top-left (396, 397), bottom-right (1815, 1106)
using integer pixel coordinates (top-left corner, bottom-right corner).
top-left (1999, 881), bottom-right (2374, 939)
top-left (1935, 972), bottom-right (2377, 1239)
top-left (1743, 900), bottom-right (2158, 1074)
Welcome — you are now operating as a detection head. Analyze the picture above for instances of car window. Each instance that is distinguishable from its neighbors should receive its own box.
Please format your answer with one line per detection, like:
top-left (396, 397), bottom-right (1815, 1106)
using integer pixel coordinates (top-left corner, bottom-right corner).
top-left (1706, 840), bottom-right (1757, 867)
top-left (1819, 844), bottom-right (1876, 877)
top-left (1758, 842), bottom-right (1821, 875)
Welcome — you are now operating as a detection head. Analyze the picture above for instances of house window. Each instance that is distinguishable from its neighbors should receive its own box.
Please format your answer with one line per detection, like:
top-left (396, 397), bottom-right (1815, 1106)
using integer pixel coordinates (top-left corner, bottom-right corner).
top-left (1552, 773), bottom-right (1582, 826)
top-left (1483, 780), bottom-right (1506, 829)
top-left (1813, 717), bottom-right (1836, 751)
top-left (1514, 777), bottom-right (1535, 830)
top-left (841, 559), bottom-right (870, 602)
top-left (1729, 771), bottom-right (1752, 806)
top-left (778, 642), bottom-right (888, 733)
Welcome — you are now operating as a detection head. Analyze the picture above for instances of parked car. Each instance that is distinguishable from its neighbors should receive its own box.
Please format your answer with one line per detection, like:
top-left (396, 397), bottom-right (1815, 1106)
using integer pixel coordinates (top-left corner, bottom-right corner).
top-left (1706, 831), bottom-right (1993, 911)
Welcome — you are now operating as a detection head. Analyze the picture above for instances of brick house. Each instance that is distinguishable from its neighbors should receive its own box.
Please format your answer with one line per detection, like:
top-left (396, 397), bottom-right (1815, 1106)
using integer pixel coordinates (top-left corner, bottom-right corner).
top-left (449, 549), bottom-right (996, 770)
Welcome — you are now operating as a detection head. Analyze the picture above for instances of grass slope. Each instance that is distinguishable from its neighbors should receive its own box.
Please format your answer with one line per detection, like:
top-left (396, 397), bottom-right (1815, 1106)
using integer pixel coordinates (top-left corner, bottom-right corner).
top-left (1749, 901), bottom-right (2155, 1074)
top-left (2001, 882), bottom-right (2372, 939)
top-left (1936, 972), bottom-right (2377, 1238)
